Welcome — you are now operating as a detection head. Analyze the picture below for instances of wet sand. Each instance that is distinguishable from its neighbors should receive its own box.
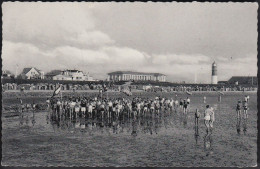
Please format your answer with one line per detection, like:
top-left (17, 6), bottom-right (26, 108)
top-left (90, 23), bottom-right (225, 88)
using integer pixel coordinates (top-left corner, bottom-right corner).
top-left (2, 92), bottom-right (257, 167)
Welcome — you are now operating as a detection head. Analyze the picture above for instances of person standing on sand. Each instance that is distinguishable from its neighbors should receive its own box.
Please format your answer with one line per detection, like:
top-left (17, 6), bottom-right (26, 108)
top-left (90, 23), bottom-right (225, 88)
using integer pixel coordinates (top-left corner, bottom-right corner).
top-left (236, 100), bottom-right (242, 120)
top-left (242, 100), bottom-right (248, 119)
top-left (174, 99), bottom-right (179, 111)
top-left (187, 97), bottom-right (190, 105)
top-left (179, 98), bottom-right (183, 110)
top-left (183, 99), bottom-right (188, 114)
top-left (187, 97), bottom-right (191, 112)
top-left (195, 109), bottom-right (200, 126)
top-left (203, 96), bottom-right (206, 103)
top-left (46, 98), bottom-right (50, 110)
top-left (209, 107), bottom-right (215, 129)
top-left (244, 95), bottom-right (247, 102)
top-left (218, 95), bottom-right (221, 102)
top-left (204, 105), bottom-right (214, 133)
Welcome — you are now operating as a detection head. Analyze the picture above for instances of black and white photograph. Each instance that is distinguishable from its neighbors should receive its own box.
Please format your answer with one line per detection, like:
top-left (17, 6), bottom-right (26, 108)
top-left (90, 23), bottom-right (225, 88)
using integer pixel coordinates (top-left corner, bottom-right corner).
top-left (1, 2), bottom-right (258, 167)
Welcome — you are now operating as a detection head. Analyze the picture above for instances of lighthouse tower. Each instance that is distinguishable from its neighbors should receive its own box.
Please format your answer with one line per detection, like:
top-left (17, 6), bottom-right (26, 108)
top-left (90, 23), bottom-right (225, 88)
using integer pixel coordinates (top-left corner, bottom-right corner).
top-left (211, 61), bottom-right (218, 84)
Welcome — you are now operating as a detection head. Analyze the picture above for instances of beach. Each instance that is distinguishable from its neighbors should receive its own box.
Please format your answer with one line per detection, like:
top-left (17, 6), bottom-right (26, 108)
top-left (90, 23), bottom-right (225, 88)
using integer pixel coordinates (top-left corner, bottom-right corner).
top-left (1, 91), bottom-right (257, 167)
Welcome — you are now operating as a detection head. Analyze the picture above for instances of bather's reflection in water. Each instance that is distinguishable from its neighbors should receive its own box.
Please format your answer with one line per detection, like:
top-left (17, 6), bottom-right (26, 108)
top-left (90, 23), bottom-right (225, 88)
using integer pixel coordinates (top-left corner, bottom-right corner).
top-left (194, 125), bottom-right (199, 145)
top-left (47, 108), bottom-right (186, 137)
top-left (204, 132), bottom-right (213, 156)
top-left (236, 118), bottom-right (241, 135)
top-left (31, 111), bottom-right (36, 126)
top-left (182, 113), bottom-right (188, 128)
top-left (243, 118), bottom-right (247, 135)
top-left (131, 118), bottom-right (138, 136)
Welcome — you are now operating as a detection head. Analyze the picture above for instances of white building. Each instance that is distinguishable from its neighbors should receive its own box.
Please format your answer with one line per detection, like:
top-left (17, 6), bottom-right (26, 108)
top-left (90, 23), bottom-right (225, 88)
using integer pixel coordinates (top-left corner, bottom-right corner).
top-left (53, 69), bottom-right (94, 81)
top-left (19, 67), bottom-right (44, 79)
top-left (108, 71), bottom-right (166, 82)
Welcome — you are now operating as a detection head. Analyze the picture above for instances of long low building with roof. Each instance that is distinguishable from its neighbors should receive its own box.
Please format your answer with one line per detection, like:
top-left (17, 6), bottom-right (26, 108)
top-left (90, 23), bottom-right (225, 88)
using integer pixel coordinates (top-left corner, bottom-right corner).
top-left (107, 71), bottom-right (166, 82)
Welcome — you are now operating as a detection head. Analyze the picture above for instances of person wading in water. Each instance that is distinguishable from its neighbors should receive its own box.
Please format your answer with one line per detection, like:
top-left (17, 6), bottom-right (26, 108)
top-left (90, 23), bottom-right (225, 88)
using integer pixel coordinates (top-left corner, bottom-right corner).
top-left (204, 105), bottom-right (215, 133)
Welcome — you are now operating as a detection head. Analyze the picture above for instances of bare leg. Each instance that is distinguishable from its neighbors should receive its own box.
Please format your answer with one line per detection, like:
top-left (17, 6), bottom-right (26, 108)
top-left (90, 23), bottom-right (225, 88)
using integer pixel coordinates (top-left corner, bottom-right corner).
top-left (204, 120), bottom-right (210, 133)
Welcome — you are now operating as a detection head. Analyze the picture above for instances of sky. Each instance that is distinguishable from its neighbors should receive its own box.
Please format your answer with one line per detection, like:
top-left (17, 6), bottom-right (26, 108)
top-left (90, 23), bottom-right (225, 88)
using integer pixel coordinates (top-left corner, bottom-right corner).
top-left (2, 2), bottom-right (258, 83)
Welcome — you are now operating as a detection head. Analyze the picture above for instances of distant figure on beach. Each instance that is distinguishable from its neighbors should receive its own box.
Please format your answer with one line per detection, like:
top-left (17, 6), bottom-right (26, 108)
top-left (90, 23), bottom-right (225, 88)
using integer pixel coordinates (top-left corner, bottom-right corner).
top-left (218, 95), bottom-right (221, 102)
top-left (236, 100), bottom-right (242, 134)
top-left (203, 96), bottom-right (206, 103)
top-left (244, 95), bottom-right (247, 102)
top-left (195, 109), bottom-right (200, 126)
top-left (243, 100), bottom-right (248, 119)
top-left (174, 99), bottom-right (179, 110)
top-left (204, 105), bottom-right (215, 133)
top-left (46, 98), bottom-right (50, 109)
top-left (246, 95), bottom-right (250, 103)
top-left (32, 101), bottom-right (36, 111)
top-left (179, 98), bottom-right (183, 110)
top-left (236, 100), bottom-right (242, 119)
top-left (183, 99), bottom-right (188, 114)
top-left (187, 97), bottom-right (190, 105)
top-left (186, 97), bottom-right (191, 111)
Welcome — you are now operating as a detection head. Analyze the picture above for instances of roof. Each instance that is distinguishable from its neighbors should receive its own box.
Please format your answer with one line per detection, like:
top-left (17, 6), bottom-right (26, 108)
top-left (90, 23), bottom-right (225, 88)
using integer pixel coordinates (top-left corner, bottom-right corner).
top-left (45, 70), bottom-right (62, 76)
top-left (108, 71), bottom-right (165, 76)
top-left (21, 67), bottom-right (41, 75)
top-left (63, 69), bottom-right (82, 73)
top-left (2, 70), bottom-right (14, 75)
top-left (54, 74), bottom-right (71, 78)
top-left (228, 76), bottom-right (257, 85)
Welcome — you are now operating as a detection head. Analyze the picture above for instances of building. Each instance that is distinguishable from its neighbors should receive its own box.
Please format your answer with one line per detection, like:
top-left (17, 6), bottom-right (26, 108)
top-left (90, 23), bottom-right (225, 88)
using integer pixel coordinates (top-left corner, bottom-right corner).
top-left (228, 76), bottom-right (257, 86)
top-left (211, 61), bottom-right (217, 84)
top-left (2, 70), bottom-right (15, 79)
top-left (18, 67), bottom-right (44, 79)
top-left (107, 71), bottom-right (166, 82)
top-left (218, 81), bottom-right (228, 85)
top-left (53, 69), bottom-right (94, 81)
top-left (45, 70), bottom-right (62, 80)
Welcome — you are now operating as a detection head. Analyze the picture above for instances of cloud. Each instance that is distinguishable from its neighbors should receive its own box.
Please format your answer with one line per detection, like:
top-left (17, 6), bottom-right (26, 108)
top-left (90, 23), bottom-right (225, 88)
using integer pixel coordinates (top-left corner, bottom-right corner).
top-left (2, 2), bottom-right (257, 83)
top-left (2, 2), bottom-right (114, 50)
top-left (151, 54), bottom-right (211, 65)
top-left (2, 40), bottom-right (150, 79)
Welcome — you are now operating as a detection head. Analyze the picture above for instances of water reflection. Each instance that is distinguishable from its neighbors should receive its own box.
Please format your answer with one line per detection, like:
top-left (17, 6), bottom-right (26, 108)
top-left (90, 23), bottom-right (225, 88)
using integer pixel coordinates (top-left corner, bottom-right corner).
top-left (194, 126), bottom-right (199, 145)
top-left (45, 108), bottom-right (185, 137)
top-left (204, 132), bottom-right (213, 156)
top-left (236, 118), bottom-right (241, 135)
top-left (19, 110), bottom-right (36, 128)
top-left (243, 118), bottom-right (248, 135)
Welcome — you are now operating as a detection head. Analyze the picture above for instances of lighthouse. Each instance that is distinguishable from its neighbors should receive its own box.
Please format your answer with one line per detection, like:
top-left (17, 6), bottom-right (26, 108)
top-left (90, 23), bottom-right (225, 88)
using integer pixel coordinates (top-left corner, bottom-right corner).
top-left (211, 61), bottom-right (217, 84)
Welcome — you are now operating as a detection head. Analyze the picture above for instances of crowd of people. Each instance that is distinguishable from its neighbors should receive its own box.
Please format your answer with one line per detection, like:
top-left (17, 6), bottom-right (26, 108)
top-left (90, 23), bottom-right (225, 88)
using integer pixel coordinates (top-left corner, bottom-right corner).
top-left (16, 92), bottom-right (251, 136)
top-left (46, 94), bottom-right (219, 134)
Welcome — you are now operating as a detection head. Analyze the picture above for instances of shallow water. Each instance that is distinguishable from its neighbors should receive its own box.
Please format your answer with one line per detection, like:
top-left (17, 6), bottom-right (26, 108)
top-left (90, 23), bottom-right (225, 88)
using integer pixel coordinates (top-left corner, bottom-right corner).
top-left (2, 93), bottom-right (257, 167)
